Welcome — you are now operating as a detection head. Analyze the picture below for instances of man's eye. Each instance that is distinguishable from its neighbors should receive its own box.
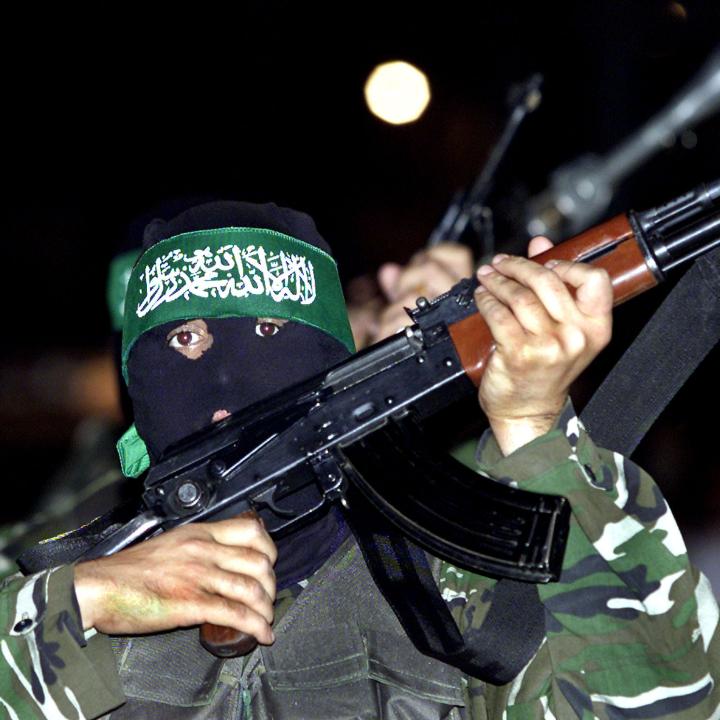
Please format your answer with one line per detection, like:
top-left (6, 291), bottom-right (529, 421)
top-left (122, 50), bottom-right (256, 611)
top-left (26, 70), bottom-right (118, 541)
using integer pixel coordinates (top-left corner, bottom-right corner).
top-left (255, 321), bottom-right (281, 337)
top-left (168, 330), bottom-right (201, 348)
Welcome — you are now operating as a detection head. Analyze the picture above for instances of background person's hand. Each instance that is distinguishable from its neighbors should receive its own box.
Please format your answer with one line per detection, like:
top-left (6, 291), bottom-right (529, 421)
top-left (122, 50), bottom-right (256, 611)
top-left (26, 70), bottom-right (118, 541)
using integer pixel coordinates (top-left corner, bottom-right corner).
top-left (474, 237), bottom-right (613, 455)
top-left (74, 514), bottom-right (277, 644)
top-left (374, 244), bottom-right (474, 342)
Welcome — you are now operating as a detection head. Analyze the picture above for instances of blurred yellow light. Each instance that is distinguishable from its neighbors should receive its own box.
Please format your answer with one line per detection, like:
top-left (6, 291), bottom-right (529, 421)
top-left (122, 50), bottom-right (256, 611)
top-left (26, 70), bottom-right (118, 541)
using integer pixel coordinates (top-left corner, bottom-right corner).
top-left (364, 61), bottom-right (431, 125)
top-left (668, 2), bottom-right (687, 20)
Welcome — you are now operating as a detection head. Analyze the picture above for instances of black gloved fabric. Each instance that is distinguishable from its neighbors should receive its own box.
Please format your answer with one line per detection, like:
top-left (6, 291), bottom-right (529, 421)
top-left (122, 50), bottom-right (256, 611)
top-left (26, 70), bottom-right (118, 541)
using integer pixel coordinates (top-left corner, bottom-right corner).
top-left (142, 200), bottom-right (334, 255)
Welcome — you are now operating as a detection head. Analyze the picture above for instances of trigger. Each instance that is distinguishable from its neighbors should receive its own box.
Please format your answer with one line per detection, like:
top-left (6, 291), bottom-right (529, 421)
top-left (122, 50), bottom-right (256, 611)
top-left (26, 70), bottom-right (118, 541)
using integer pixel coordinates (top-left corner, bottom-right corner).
top-left (251, 486), bottom-right (296, 517)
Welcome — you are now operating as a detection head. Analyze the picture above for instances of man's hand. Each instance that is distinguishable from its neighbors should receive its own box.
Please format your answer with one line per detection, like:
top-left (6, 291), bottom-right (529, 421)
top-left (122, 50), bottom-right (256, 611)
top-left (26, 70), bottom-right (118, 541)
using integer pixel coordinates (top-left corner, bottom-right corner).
top-left (375, 244), bottom-right (474, 342)
top-left (73, 514), bottom-right (277, 644)
top-left (475, 237), bottom-right (613, 455)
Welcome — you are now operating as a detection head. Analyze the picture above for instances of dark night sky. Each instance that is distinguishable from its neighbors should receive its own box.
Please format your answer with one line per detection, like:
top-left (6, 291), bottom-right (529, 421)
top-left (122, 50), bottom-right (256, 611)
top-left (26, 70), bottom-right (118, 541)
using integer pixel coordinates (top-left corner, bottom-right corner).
top-left (1, 1), bottom-right (719, 538)
top-left (4, 2), bottom-right (718, 349)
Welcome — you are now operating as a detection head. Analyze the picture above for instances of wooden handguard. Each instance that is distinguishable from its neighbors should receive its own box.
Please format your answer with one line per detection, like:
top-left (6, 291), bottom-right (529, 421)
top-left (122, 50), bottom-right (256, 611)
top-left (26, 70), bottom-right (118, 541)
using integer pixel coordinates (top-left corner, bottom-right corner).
top-left (449, 214), bottom-right (659, 386)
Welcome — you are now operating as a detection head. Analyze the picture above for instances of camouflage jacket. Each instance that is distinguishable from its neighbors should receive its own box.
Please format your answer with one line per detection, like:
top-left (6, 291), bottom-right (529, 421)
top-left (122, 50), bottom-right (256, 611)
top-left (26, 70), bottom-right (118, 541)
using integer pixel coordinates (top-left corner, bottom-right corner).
top-left (1, 404), bottom-right (718, 718)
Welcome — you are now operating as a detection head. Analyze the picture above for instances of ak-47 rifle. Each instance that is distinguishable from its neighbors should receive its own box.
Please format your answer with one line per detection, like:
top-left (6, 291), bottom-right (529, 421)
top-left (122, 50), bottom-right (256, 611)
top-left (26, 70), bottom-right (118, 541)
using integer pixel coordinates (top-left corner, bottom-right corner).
top-left (18, 179), bottom-right (720, 658)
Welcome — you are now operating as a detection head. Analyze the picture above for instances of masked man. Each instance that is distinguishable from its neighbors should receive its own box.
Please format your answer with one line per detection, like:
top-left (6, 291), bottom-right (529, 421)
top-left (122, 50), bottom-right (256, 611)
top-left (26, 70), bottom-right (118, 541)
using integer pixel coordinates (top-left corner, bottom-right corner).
top-left (1, 201), bottom-right (718, 719)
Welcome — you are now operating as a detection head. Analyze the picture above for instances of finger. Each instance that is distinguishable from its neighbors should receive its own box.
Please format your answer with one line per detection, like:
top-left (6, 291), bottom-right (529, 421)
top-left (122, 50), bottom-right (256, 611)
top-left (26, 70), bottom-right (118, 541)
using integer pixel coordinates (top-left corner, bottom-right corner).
top-left (473, 282), bottom-right (526, 348)
top-left (199, 593), bottom-right (275, 645)
top-left (394, 261), bottom-right (459, 299)
top-left (477, 263), bottom-right (557, 335)
top-left (201, 568), bottom-right (275, 624)
top-left (544, 260), bottom-right (613, 318)
top-left (377, 263), bottom-right (403, 301)
top-left (489, 255), bottom-right (577, 325)
top-left (207, 517), bottom-right (278, 565)
top-left (416, 244), bottom-right (474, 278)
top-left (347, 306), bottom-right (379, 351)
top-left (376, 302), bottom-right (412, 336)
top-left (211, 545), bottom-right (277, 601)
top-left (528, 236), bottom-right (554, 258)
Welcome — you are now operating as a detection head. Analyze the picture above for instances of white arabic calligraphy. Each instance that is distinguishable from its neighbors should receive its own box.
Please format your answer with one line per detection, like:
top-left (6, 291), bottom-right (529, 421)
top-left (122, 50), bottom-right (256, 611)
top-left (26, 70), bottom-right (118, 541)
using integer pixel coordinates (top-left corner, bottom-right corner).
top-left (136, 244), bottom-right (317, 318)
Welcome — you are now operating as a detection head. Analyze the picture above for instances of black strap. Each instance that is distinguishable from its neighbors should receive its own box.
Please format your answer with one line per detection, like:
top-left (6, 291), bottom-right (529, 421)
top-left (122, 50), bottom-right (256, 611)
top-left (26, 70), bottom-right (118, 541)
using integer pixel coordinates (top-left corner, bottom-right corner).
top-left (17, 501), bottom-right (139, 574)
top-left (346, 484), bottom-right (545, 685)
top-left (581, 246), bottom-right (720, 455)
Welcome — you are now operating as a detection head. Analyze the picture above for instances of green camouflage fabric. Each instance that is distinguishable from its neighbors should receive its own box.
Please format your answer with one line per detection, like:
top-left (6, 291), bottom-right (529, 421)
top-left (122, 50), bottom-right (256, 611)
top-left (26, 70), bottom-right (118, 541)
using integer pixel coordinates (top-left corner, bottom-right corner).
top-left (439, 402), bottom-right (720, 718)
top-left (1, 402), bottom-right (718, 718)
top-left (0, 565), bottom-right (124, 718)
top-left (0, 419), bottom-right (127, 584)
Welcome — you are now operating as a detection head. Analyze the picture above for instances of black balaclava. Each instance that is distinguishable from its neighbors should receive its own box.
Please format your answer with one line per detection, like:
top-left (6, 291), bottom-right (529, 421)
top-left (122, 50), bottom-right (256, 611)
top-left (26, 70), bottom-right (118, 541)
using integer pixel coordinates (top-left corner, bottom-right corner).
top-left (128, 316), bottom-right (348, 461)
top-left (127, 201), bottom-right (350, 460)
top-left (126, 201), bottom-right (352, 587)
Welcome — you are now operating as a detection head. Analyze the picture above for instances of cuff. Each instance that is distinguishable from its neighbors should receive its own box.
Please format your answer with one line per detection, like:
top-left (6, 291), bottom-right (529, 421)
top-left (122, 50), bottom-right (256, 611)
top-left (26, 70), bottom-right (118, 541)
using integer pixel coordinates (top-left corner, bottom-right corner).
top-left (475, 400), bottom-right (588, 481)
top-left (1, 565), bottom-right (125, 718)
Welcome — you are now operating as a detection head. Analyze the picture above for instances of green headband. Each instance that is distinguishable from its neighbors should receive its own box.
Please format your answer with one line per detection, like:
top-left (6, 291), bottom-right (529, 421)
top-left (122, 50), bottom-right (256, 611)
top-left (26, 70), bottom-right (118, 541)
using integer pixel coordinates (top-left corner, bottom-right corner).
top-left (121, 227), bottom-right (355, 381)
top-left (107, 248), bottom-right (142, 332)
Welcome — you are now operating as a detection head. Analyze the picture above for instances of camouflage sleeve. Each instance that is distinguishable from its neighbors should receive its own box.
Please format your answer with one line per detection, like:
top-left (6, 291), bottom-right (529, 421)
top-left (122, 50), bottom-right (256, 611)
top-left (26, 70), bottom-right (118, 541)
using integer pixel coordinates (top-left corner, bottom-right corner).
top-left (0, 565), bottom-right (125, 719)
top-left (440, 401), bottom-right (719, 719)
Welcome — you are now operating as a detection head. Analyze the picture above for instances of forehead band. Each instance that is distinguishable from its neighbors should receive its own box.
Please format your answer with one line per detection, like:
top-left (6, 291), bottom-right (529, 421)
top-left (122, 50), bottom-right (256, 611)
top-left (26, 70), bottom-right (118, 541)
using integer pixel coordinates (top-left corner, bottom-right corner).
top-left (121, 227), bottom-right (354, 381)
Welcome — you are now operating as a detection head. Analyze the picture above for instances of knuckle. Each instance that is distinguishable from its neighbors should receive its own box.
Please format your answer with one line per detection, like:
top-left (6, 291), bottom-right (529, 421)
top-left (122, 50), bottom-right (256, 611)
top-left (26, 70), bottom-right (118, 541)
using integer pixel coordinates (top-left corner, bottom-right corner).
top-left (266, 543), bottom-right (278, 565)
top-left (423, 256), bottom-right (445, 273)
top-left (245, 577), bottom-right (265, 602)
top-left (486, 305), bottom-right (508, 323)
top-left (590, 266), bottom-right (611, 285)
top-left (473, 292), bottom-right (492, 312)
top-left (506, 344), bottom-right (535, 371)
top-left (437, 243), bottom-right (472, 269)
top-left (473, 291), bottom-right (487, 308)
top-left (244, 517), bottom-right (265, 539)
top-left (592, 322), bottom-right (613, 349)
top-left (511, 288), bottom-right (539, 309)
top-left (253, 553), bottom-right (274, 576)
top-left (561, 326), bottom-right (587, 355)
top-left (505, 349), bottom-right (527, 372)
top-left (379, 305), bottom-right (403, 324)
top-left (544, 271), bottom-right (567, 293)
top-left (184, 558), bottom-right (207, 575)
top-left (182, 538), bottom-right (212, 556)
top-left (223, 597), bottom-right (249, 625)
top-left (232, 573), bottom-right (264, 603)
top-left (536, 337), bottom-right (564, 364)
top-left (225, 600), bottom-right (268, 637)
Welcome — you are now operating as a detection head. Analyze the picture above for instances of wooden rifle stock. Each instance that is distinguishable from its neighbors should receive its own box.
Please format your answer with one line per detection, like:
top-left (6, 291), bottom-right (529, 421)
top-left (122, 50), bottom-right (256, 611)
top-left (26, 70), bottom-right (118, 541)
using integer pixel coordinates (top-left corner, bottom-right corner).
top-left (199, 510), bottom-right (260, 658)
top-left (199, 622), bottom-right (258, 658)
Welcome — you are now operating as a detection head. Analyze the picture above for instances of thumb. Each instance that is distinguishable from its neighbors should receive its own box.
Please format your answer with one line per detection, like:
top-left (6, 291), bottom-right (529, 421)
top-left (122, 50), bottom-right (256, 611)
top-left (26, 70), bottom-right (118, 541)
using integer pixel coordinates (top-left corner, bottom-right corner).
top-left (377, 263), bottom-right (403, 301)
top-left (527, 236), bottom-right (554, 259)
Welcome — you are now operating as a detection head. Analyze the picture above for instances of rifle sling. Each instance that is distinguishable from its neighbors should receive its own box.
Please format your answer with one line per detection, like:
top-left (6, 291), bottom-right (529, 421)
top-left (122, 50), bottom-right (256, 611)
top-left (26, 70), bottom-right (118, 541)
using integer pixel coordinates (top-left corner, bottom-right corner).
top-left (345, 484), bottom-right (545, 685)
top-left (17, 501), bottom-right (140, 574)
top-left (581, 246), bottom-right (720, 454)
